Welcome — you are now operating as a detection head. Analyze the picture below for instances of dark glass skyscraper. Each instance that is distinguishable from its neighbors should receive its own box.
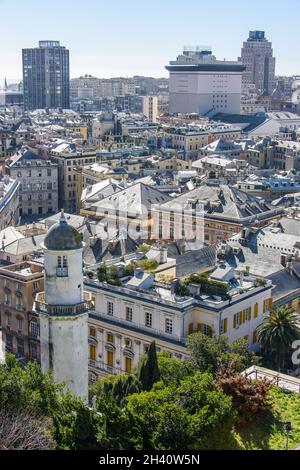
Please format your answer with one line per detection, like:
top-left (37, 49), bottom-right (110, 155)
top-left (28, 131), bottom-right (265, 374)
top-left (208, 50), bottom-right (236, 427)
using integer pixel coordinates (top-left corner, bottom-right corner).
top-left (22, 41), bottom-right (70, 111)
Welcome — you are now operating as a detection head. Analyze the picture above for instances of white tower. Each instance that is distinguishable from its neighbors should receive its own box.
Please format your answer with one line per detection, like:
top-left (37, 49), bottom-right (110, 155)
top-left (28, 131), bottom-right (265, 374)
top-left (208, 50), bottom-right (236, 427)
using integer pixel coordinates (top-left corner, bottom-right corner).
top-left (34, 211), bottom-right (91, 399)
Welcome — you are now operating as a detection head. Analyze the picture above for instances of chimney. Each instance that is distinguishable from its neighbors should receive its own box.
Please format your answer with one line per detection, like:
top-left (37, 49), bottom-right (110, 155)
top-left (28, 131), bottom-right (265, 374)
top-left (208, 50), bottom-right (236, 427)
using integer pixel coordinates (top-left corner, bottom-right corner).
top-left (134, 267), bottom-right (144, 278)
top-left (281, 254), bottom-right (287, 267)
top-left (170, 279), bottom-right (178, 295)
top-left (189, 283), bottom-right (201, 297)
top-left (160, 248), bottom-right (168, 264)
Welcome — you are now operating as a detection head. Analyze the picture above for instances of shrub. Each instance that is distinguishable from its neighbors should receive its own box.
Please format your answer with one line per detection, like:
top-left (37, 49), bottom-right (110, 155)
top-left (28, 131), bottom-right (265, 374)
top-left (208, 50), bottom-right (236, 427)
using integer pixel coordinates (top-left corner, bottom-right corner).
top-left (215, 362), bottom-right (271, 425)
top-left (139, 244), bottom-right (150, 254)
top-left (138, 259), bottom-right (159, 272)
top-left (174, 280), bottom-right (190, 297)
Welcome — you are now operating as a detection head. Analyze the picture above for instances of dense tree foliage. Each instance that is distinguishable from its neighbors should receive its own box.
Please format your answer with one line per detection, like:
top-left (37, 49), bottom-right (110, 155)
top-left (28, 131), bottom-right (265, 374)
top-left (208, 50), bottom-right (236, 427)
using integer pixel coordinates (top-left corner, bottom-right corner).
top-left (126, 372), bottom-right (235, 450)
top-left (0, 355), bottom-right (105, 450)
top-left (138, 342), bottom-right (161, 391)
top-left (96, 263), bottom-right (121, 286)
top-left (187, 332), bottom-right (259, 373)
top-left (0, 331), bottom-right (266, 450)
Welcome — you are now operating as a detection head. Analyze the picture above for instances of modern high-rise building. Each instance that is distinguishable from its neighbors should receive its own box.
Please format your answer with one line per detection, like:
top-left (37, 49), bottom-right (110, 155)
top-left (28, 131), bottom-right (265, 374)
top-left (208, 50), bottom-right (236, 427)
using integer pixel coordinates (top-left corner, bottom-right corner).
top-left (239, 31), bottom-right (276, 96)
top-left (22, 41), bottom-right (70, 111)
top-left (142, 95), bottom-right (158, 122)
top-left (166, 46), bottom-right (245, 116)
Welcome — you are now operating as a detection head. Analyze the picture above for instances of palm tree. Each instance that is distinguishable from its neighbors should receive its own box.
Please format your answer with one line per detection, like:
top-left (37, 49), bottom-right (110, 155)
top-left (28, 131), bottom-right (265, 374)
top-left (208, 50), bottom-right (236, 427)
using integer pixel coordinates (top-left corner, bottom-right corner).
top-left (256, 306), bottom-right (300, 372)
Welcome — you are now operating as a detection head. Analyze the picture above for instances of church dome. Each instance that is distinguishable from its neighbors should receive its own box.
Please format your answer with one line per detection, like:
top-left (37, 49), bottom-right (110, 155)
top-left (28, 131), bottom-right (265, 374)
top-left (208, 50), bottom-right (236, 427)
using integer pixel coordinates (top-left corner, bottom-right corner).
top-left (44, 211), bottom-right (83, 251)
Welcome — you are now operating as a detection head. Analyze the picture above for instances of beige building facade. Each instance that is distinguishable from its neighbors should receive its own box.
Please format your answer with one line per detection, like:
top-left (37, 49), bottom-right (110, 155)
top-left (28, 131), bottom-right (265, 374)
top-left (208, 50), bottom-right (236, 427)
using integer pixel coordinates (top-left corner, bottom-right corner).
top-left (0, 262), bottom-right (44, 363)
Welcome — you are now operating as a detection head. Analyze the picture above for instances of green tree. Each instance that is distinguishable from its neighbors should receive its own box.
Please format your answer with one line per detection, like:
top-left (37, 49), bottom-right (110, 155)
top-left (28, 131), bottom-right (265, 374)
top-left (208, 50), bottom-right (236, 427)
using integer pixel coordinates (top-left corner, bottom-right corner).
top-left (138, 259), bottom-right (159, 272)
top-left (187, 333), bottom-right (259, 374)
top-left (127, 371), bottom-right (235, 450)
top-left (157, 351), bottom-right (193, 385)
top-left (97, 263), bottom-right (108, 282)
top-left (174, 280), bottom-right (190, 297)
top-left (0, 354), bottom-right (105, 450)
top-left (139, 244), bottom-right (150, 254)
top-left (256, 306), bottom-right (300, 371)
top-left (89, 375), bottom-right (143, 450)
top-left (138, 342), bottom-right (161, 391)
top-left (152, 403), bottom-right (191, 450)
top-left (124, 262), bottom-right (136, 277)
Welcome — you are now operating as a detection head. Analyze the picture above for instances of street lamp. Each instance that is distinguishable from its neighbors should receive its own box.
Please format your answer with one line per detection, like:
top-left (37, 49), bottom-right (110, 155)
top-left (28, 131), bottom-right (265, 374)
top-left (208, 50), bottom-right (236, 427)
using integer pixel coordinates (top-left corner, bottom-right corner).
top-left (284, 421), bottom-right (292, 450)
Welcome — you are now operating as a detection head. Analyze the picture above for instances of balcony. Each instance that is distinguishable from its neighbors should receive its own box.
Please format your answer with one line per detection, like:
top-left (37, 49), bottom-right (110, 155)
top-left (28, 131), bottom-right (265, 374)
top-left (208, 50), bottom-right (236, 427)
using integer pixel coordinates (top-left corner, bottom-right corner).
top-left (34, 291), bottom-right (94, 317)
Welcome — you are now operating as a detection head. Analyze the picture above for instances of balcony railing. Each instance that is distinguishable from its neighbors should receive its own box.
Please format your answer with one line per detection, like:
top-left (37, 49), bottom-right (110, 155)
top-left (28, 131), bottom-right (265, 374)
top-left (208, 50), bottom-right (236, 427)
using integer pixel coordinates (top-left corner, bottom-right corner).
top-left (34, 291), bottom-right (94, 317)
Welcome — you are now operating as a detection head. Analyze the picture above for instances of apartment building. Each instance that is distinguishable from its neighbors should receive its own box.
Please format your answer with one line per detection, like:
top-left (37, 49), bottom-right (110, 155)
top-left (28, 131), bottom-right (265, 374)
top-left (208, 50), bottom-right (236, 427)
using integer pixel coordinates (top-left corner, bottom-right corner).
top-left (9, 151), bottom-right (58, 217)
top-left (142, 96), bottom-right (158, 123)
top-left (85, 267), bottom-right (273, 381)
top-left (165, 125), bottom-right (241, 160)
top-left (151, 185), bottom-right (284, 245)
top-left (0, 262), bottom-right (44, 363)
top-left (248, 139), bottom-right (300, 171)
top-left (80, 182), bottom-right (171, 241)
top-left (0, 175), bottom-right (20, 230)
top-left (50, 150), bottom-right (96, 213)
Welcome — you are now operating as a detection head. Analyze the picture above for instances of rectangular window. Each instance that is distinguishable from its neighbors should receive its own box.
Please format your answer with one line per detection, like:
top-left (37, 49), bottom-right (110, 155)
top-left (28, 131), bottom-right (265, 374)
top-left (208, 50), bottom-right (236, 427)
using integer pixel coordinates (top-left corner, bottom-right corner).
top-left (33, 281), bottom-right (39, 291)
top-left (5, 313), bottom-right (11, 326)
top-left (125, 357), bottom-right (132, 374)
top-left (165, 318), bottom-right (173, 334)
top-left (30, 343), bottom-right (37, 359)
top-left (89, 344), bottom-right (96, 361)
top-left (6, 334), bottom-right (13, 352)
top-left (57, 256), bottom-right (68, 276)
top-left (220, 318), bottom-right (228, 334)
top-left (145, 311), bottom-right (152, 328)
top-left (30, 321), bottom-right (39, 337)
top-left (89, 327), bottom-right (96, 338)
top-left (245, 307), bottom-right (252, 321)
top-left (253, 330), bottom-right (257, 344)
top-left (107, 333), bottom-right (114, 343)
top-left (107, 351), bottom-right (114, 367)
top-left (17, 339), bottom-right (24, 357)
top-left (201, 324), bottom-right (212, 336)
top-left (126, 306), bottom-right (133, 322)
top-left (107, 302), bottom-right (114, 316)
top-left (17, 318), bottom-right (23, 331)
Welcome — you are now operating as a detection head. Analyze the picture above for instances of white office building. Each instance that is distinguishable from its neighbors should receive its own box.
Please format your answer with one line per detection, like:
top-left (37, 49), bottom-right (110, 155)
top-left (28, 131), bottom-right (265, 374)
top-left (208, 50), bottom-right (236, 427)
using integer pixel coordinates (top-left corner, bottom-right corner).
top-left (166, 46), bottom-right (245, 116)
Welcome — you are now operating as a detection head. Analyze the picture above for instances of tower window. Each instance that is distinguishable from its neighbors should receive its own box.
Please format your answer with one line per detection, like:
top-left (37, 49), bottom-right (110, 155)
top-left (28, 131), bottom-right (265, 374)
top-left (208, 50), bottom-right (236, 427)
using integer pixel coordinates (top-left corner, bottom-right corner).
top-left (57, 256), bottom-right (68, 277)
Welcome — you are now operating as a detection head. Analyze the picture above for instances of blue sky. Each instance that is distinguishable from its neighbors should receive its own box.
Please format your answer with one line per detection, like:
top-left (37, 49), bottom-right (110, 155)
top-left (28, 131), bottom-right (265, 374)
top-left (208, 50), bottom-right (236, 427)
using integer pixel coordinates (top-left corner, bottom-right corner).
top-left (0, 0), bottom-right (299, 82)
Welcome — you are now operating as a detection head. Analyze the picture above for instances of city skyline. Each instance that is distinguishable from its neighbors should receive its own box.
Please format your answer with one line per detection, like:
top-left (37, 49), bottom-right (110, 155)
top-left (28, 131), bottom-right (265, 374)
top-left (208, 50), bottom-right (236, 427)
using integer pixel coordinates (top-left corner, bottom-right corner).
top-left (0, 0), bottom-right (300, 83)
